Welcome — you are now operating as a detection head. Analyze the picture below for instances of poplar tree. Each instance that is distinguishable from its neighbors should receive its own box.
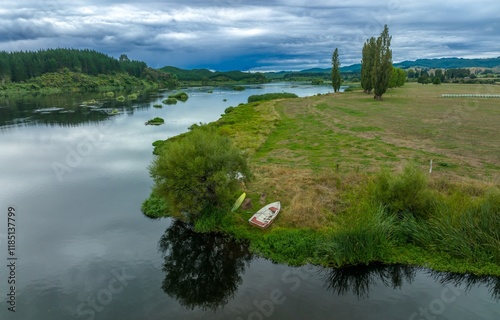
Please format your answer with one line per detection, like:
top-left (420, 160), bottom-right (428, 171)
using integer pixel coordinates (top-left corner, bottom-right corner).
top-left (371, 25), bottom-right (393, 100)
top-left (331, 48), bottom-right (341, 93)
top-left (361, 25), bottom-right (393, 99)
top-left (360, 37), bottom-right (376, 94)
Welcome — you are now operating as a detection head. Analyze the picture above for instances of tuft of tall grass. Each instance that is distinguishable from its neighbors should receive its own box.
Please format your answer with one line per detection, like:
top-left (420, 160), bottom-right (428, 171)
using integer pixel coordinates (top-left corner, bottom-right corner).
top-left (403, 190), bottom-right (500, 264)
top-left (317, 206), bottom-right (400, 267)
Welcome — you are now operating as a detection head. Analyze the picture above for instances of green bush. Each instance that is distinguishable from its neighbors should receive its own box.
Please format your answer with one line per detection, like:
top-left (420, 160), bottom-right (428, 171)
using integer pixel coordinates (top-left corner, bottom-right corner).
top-left (233, 85), bottom-right (245, 91)
top-left (371, 165), bottom-right (436, 219)
top-left (116, 95), bottom-right (126, 102)
top-left (247, 92), bottom-right (298, 103)
top-left (153, 104), bottom-right (163, 108)
top-left (149, 126), bottom-right (251, 220)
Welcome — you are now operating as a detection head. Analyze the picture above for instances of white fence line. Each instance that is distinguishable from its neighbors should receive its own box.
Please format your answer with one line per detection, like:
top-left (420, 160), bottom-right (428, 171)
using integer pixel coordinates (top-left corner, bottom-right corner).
top-left (441, 94), bottom-right (500, 98)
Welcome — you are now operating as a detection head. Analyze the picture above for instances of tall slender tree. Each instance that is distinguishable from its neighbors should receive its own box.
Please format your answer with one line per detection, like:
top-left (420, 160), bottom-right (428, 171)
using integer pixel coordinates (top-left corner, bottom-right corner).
top-left (360, 37), bottom-right (376, 94)
top-left (371, 25), bottom-right (393, 100)
top-left (331, 48), bottom-right (341, 93)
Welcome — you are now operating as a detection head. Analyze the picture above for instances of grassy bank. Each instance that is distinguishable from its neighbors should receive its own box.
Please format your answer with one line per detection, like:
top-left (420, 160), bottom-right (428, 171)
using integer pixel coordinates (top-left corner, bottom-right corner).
top-left (147, 83), bottom-right (500, 275)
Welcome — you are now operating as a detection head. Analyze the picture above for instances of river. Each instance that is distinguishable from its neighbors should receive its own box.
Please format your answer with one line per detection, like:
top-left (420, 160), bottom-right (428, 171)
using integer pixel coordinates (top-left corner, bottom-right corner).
top-left (0, 83), bottom-right (498, 319)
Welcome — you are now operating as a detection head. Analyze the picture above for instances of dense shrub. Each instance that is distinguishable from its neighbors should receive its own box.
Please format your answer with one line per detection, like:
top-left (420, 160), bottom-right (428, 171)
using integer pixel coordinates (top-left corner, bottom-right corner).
top-left (149, 126), bottom-right (250, 220)
top-left (371, 165), bottom-right (436, 219)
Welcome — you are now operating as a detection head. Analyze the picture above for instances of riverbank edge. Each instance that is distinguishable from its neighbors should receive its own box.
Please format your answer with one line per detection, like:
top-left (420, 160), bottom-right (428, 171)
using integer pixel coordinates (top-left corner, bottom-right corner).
top-left (145, 91), bottom-right (500, 277)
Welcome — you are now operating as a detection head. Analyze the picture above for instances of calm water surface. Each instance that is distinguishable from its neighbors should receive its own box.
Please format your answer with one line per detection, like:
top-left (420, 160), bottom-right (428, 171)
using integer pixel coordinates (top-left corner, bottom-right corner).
top-left (0, 83), bottom-right (498, 319)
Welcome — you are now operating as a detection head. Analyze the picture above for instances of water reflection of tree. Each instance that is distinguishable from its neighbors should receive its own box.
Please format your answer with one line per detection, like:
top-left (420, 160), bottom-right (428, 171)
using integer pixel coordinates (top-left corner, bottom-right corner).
top-left (430, 271), bottom-right (500, 301)
top-left (158, 220), bottom-right (253, 311)
top-left (0, 91), bottom-right (154, 128)
top-left (322, 263), bottom-right (500, 301)
top-left (321, 264), bottom-right (416, 299)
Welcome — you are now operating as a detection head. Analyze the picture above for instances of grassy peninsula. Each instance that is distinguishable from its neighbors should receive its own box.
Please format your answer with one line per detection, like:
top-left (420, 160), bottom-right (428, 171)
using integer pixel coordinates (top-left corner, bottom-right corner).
top-left (147, 83), bottom-right (500, 276)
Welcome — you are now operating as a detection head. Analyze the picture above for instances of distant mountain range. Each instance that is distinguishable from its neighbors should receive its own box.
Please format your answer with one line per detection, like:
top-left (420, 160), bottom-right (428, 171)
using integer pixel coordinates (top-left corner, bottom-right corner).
top-left (293, 57), bottom-right (500, 74)
top-left (159, 57), bottom-right (500, 80)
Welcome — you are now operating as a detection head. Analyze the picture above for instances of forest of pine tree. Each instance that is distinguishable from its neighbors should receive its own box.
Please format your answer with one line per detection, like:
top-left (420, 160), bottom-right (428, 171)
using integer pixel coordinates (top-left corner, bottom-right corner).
top-left (0, 48), bottom-right (177, 89)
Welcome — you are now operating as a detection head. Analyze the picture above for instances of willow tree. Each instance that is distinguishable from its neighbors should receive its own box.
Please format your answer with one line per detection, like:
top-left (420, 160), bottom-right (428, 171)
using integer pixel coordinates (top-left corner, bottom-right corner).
top-left (149, 126), bottom-right (250, 221)
top-left (331, 48), bottom-right (341, 92)
top-left (371, 25), bottom-right (393, 100)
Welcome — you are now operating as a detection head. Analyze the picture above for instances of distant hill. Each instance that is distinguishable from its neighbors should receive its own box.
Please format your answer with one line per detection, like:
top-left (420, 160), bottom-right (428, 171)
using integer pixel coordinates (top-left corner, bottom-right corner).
top-left (342, 57), bottom-right (500, 72)
top-left (265, 57), bottom-right (500, 77)
top-left (394, 57), bottom-right (500, 69)
top-left (0, 49), bottom-right (178, 93)
top-left (0, 49), bottom-right (153, 82)
top-left (159, 66), bottom-right (266, 83)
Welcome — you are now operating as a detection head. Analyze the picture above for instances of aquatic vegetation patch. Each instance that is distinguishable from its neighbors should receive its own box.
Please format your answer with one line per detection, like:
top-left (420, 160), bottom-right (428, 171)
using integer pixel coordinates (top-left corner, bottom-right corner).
top-left (162, 98), bottom-right (177, 105)
top-left (146, 117), bottom-right (165, 125)
top-left (168, 91), bottom-right (189, 102)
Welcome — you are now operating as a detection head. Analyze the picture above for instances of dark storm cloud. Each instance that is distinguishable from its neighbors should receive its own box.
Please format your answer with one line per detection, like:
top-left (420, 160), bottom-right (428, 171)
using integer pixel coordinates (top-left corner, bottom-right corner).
top-left (0, 0), bottom-right (498, 70)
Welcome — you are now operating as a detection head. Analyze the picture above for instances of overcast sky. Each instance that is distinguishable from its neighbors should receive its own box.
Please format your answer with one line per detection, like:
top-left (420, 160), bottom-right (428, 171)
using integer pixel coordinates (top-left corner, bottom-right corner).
top-left (0, 0), bottom-right (498, 71)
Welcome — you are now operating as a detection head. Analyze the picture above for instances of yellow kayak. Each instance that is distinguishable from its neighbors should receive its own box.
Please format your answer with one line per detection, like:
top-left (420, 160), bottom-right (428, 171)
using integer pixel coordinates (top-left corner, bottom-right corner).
top-left (231, 192), bottom-right (246, 212)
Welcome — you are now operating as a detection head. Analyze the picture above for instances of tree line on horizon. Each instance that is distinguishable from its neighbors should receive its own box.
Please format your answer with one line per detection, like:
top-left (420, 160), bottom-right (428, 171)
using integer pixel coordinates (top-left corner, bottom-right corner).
top-left (0, 49), bottom-right (152, 84)
top-left (159, 66), bottom-right (267, 84)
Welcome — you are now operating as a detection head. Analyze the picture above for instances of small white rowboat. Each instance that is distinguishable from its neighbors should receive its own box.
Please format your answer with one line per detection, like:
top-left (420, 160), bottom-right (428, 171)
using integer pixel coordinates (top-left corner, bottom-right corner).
top-left (248, 201), bottom-right (281, 229)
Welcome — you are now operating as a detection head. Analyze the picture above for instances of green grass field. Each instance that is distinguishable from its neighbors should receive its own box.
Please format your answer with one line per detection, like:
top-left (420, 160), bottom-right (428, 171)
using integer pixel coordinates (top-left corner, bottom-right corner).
top-left (150, 82), bottom-right (500, 275)
top-left (254, 83), bottom-right (499, 181)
